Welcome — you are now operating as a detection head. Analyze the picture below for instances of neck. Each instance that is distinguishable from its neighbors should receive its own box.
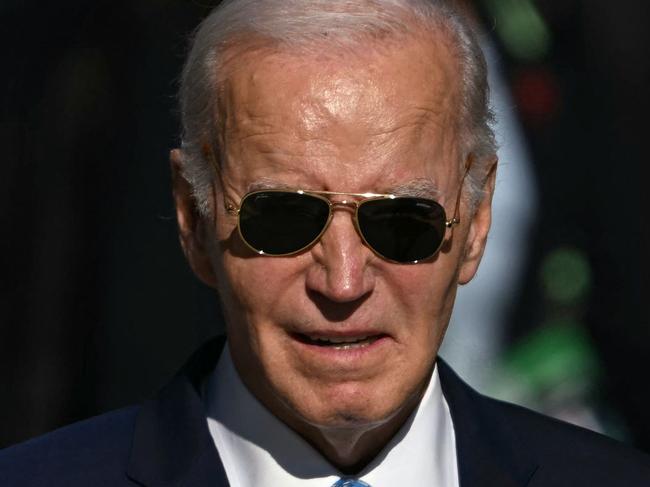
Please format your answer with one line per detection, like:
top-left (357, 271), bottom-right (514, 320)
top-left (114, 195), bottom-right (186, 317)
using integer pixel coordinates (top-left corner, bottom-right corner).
top-left (313, 393), bottom-right (425, 473)
top-left (268, 377), bottom-right (429, 473)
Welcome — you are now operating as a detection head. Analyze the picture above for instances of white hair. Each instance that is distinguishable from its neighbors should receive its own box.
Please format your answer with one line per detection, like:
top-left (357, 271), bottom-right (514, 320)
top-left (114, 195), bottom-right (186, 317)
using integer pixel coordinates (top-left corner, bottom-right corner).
top-left (178, 0), bottom-right (497, 216)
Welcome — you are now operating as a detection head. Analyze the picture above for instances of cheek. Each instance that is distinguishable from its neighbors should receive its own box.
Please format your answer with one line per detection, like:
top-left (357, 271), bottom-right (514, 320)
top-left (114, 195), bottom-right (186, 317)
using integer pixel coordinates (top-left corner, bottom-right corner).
top-left (385, 259), bottom-right (461, 345)
top-left (216, 257), bottom-right (299, 377)
top-left (390, 257), bottom-right (459, 311)
top-left (217, 253), bottom-right (308, 320)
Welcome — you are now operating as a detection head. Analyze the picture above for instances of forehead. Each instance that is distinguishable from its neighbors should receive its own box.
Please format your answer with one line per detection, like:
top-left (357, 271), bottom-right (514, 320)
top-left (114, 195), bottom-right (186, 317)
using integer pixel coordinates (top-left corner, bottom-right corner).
top-left (216, 32), bottom-right (462, 191)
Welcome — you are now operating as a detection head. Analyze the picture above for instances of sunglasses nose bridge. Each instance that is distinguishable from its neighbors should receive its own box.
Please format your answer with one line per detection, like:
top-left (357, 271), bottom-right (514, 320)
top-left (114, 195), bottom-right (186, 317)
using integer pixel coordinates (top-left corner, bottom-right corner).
top-left (323, 198), bottom-right (393, 259)
top-left (325, 199), bottom-right (365, 239)
top-left (317, 198), bottom-right (366, 249)
top-left (329, 199), bottom-right (359, 212)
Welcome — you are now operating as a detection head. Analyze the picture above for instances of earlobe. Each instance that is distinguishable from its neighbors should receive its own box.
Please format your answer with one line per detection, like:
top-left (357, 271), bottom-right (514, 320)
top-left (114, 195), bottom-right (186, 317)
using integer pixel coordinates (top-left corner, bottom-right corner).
top-left (458, 160), bottom-right (497, 285)
top-left (170, 149), bottom-right (218, 288)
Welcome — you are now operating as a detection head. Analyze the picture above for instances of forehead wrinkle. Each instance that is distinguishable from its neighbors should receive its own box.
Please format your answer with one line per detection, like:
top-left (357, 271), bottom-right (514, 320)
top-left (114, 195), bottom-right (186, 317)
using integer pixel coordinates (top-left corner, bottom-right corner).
top-left (218, 55), bottom-right (302, 147)
top-left (354, 79), bottom-right (457, 153)
top-left (222, 42), bottom-right (460, 152)
top-left (227, 98), bottom-right (288, 139)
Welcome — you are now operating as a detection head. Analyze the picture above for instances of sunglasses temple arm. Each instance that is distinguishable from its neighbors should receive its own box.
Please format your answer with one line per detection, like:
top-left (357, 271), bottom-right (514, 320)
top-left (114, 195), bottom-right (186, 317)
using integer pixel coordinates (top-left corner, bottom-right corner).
top-left (203, 143), bottom-right (239, 214)
top-left (448, 157), bottom-right (474, 227)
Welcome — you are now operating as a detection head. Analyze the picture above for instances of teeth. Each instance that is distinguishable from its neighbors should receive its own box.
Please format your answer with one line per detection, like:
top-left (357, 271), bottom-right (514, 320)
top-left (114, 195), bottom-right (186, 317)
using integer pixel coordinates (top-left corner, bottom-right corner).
top-left (305, 335), bottom-right (380, 349)
top-left (333, 342), bottom-right (367, 350)
top-left (309, 335), bottom-right (368, 344)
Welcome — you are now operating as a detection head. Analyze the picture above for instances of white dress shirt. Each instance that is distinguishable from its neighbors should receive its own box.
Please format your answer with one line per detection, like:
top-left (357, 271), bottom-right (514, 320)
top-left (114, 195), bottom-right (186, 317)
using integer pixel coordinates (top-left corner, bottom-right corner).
top-left (204, 346), bottom-right (460, 487)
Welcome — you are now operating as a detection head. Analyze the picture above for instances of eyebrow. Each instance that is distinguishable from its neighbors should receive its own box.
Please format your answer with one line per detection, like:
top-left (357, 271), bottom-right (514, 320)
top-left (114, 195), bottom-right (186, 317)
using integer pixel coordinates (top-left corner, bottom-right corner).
top-left (246, 177), bottom-right (442, 199)
top-left (246, 178), bottom-right (294, 192)
top-left (385, 179), bottom-right (442, 199)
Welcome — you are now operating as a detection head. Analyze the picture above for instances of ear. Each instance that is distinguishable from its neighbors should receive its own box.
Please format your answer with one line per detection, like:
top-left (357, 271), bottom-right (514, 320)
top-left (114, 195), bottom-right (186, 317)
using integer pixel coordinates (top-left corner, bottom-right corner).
top-left (458, 160), bottom-right (497, 285)
top-left (170, 149), bottom-right (218, 288)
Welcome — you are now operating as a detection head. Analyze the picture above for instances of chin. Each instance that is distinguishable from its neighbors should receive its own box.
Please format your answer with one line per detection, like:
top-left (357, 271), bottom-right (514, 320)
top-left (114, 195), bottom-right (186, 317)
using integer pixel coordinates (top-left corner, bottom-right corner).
top-left (286, 382), bottom-right (410, 432)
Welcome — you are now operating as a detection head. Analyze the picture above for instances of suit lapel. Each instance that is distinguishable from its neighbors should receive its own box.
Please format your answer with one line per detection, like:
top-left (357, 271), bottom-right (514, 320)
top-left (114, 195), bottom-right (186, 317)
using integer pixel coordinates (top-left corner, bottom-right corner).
top-left (126, 337), bottom-right (230, 487)
top-left (438, 358), bottom-right (539, 487)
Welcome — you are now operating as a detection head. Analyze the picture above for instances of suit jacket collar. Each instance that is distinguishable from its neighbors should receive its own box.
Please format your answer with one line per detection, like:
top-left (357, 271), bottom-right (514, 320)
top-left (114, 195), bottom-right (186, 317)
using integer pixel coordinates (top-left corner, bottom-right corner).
top-left (126, 337), bottom-right (229, 487)
top-left (127, 337), bottom-right (538, 487)
top-left (437, 360), bottom-right (539, 486)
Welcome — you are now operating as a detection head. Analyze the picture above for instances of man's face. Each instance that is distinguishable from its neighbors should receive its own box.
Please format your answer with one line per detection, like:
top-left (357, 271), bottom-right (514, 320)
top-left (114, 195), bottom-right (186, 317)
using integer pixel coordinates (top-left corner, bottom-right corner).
top-left (176, 34), bottom-right (492, 438)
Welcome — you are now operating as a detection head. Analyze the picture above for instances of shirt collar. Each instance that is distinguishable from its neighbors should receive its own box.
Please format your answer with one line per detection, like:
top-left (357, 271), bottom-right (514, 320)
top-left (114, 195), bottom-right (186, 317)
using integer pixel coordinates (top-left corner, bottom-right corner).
top-left (204, 345), bottom-right (459, 487)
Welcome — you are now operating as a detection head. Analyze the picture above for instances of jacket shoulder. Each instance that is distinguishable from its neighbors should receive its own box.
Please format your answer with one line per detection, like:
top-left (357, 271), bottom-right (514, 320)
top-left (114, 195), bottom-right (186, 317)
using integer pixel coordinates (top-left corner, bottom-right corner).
top-left (0, 406), bottom-right (140, 487)
top-left (480, 393), bottom-right (650, 484)
top-left (438, 358), bottom-right (650, 486)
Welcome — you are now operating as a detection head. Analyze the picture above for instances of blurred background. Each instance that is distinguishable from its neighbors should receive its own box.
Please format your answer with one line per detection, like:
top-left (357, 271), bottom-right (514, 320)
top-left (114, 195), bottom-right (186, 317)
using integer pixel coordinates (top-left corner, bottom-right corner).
top-left (1, 0), bottom-right (647, 452)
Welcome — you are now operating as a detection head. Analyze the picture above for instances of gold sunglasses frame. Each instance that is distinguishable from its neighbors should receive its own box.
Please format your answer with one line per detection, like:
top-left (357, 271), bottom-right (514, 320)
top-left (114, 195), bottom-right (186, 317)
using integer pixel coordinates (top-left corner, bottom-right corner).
top-left (225, 188), bottom-right (462, 264)
top-left (207, 144), bottom-right (472, 264)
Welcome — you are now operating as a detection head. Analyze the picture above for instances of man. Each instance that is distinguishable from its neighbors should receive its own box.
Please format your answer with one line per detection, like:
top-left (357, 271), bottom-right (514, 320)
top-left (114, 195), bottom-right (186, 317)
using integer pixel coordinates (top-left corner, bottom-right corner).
top-left (1, 0), bottom-right (648, 486)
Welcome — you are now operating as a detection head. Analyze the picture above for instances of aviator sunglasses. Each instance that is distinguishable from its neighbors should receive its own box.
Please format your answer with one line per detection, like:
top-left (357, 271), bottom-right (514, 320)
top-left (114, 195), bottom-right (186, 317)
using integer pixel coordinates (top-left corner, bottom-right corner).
top-left (221, 164), bottom-right (470, 264)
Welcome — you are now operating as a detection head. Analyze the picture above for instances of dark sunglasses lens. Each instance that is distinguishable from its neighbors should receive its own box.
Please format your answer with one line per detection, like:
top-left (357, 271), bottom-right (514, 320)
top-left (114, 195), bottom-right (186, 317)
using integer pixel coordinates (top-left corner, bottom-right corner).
top-left (239, 192), bottom-right (330, 255)
top-left (358, 198), bottom-right (446, 262)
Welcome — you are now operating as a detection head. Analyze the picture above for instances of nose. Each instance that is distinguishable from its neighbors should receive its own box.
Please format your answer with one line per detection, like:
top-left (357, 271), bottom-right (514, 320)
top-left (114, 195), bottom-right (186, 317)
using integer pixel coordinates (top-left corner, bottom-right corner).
top-left (306, 207), bottom-right (376, 303)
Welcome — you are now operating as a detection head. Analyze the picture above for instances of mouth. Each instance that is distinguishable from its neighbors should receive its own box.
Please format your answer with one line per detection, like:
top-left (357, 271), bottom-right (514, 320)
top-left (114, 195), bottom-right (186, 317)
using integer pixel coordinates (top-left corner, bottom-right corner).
top-left (292, 332), bottom-right (389, 350)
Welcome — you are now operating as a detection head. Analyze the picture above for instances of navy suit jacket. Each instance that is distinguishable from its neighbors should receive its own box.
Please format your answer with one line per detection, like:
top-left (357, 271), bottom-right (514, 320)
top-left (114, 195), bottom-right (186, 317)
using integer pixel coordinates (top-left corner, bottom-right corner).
top-left (2, 336), bottom-right (649, 486)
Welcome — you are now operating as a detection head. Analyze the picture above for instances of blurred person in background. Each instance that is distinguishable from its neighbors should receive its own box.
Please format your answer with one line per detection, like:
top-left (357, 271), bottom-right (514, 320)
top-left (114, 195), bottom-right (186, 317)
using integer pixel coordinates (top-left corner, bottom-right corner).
top-left (1, 1), bottom-right (648, 486)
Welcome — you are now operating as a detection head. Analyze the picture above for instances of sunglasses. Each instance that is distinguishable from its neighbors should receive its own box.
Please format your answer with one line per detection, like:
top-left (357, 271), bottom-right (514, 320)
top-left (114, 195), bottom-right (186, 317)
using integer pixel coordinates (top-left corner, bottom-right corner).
top-left (224, 184), bottom-right (464, 264)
